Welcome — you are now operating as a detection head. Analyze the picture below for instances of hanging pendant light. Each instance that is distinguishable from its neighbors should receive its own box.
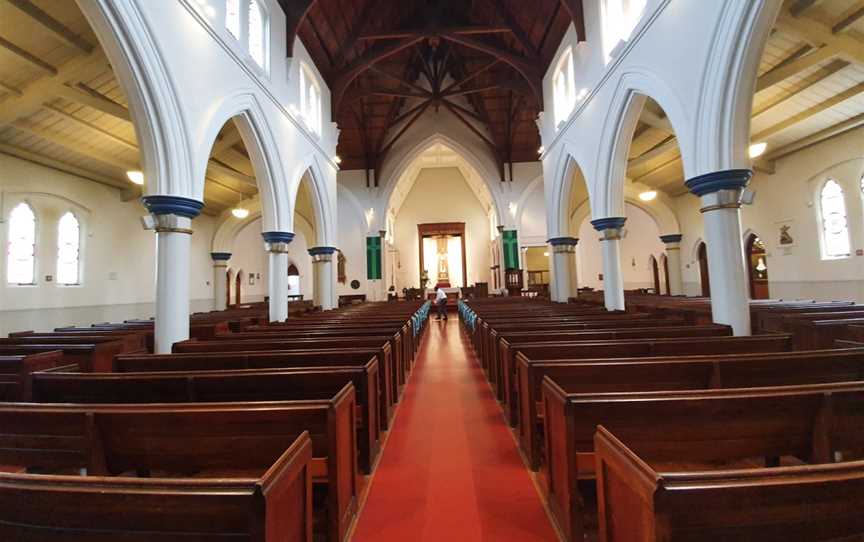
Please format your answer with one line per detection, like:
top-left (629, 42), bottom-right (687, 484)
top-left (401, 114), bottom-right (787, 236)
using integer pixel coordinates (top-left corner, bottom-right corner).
top-left (232, 190), bottom-right (249, 219)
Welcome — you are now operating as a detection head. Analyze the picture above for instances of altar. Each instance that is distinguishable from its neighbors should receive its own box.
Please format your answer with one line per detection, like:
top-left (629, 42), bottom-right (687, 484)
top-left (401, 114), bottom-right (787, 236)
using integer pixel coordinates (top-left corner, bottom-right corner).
top-left (418, 222), bottom-right (467, 289)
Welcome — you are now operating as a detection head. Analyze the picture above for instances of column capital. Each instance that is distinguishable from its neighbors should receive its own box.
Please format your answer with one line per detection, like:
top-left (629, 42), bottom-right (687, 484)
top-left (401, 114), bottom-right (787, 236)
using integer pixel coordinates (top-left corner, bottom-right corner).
top-left (590, 217), bottom-right (626, 231)
top-left (141, 195), bottom-right (204, 219)
top-left (262, 231), bottom-right (294, 253)
top-left (659, 234), bottom-right (683, 244)
top-left (685, 169), bottom-right (752, 197)
top-left (308, 246), bottom-right (337, 256)
top-left (210, 252), bottom-right (232, 261)
top-left (547, 236), bottom-right (579, 246)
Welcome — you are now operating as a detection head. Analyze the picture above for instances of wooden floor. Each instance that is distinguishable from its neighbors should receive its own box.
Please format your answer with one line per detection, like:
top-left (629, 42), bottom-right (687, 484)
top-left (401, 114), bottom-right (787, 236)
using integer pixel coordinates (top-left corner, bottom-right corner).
top-left (351, 316), bottom-right (559, 541)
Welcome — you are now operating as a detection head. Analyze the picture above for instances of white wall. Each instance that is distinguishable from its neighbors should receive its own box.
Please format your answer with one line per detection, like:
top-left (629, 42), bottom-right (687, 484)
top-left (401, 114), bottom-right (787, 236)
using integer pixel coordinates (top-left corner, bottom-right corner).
top-left (391, 167), bottom-right (491, 290)
top-left (576, 202), bottom-right (665, 291)
top-left (675, 126), bottom-right (864, 301)
top-left (0, 155), bottom-right (216, 334)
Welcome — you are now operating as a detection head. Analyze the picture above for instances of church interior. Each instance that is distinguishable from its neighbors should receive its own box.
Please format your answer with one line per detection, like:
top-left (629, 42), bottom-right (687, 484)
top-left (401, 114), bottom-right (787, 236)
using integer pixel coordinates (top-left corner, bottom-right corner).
top-left (1, 0), bottom-right (864, 540)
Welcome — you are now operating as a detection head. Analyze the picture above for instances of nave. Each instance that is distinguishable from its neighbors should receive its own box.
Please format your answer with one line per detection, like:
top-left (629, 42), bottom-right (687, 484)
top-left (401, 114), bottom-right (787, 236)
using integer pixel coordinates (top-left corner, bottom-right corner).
top-left (352, 317), bottom-right (558, 542)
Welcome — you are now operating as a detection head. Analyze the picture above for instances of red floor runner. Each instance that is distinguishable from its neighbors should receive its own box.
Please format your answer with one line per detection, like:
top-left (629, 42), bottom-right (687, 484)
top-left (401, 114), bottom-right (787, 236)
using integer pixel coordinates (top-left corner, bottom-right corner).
top-left (351, 318), bottom-right (559, 541)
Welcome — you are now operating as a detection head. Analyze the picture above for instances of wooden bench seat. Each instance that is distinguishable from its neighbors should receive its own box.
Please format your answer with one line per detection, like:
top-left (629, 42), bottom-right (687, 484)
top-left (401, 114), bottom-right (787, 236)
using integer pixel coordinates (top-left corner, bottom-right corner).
top-left (500, 334), bottom-right (793, 428)
top-left (0, 431), bottom-right (313, 541)
top-left (517, 346), bottom-right (864, 469)
top-left (0, 385), bottom-right (357, 541)
top-left (595, 426), bottom-right (864, 542)
top-left (113, 349), bottom-right (393, 431)
top-left (0, 341), bottom-right (125, 372)
top-left (9, 330), bottom-right (148, 354)
top-left (30, 362), bottom-right (381, 474)
top-left (542, 379), bottom-right (864, 542)
top-left (0, 350), bottom-right (66, 401)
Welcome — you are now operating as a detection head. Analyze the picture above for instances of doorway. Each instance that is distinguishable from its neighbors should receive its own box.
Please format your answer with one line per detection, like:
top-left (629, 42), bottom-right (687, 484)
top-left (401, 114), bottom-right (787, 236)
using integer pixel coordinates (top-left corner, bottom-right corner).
top-left (650, 255), bottom-right (660, 294)
top-left (235, 270), bottom-right (243, 305)
top-left (697, 242), bottom-right (710, 297)
top-left (746, 234), bottom-right (769, 299)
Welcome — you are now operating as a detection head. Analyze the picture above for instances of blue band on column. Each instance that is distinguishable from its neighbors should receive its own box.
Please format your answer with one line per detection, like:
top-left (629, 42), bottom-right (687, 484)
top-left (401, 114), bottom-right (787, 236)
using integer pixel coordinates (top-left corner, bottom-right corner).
top-left (547, 236), bottom-right (579, 246)
top-left (685, 169), bottom-right (752, 197)
top-left (659, 234), bottom-right (683, 244)
top-left (590, 217), bottom-right (626, 231)
top-left (261, 231), bottom-right (295, 243)
top-left (141, 195), bottom-right (204, 218)
top-left (308, 246), bottom-right (338, 256)
top-left (210, 252), bottom-right (232, 261)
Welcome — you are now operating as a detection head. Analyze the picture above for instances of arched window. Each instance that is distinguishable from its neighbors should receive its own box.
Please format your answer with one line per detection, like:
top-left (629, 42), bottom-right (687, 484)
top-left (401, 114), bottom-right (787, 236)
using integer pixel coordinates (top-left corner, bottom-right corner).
top-left (819, 179), bottom-right (850, 259)
top-left (602, 0), bottom-right (647, 60)
top-left (56, 212), bottom-right (81, 285)
top-left (248, 0), bottom-right (266, 68)
top-left (553, 49), bottom-right (576, 126)
top-left (300, 63), bottom-right (321, 134)
top-left (6, 202), bottom-right (36, 285)
top-left (287, 263), bottom-right (300, 296)
top-left (225, 0), bottom-right (241, 39)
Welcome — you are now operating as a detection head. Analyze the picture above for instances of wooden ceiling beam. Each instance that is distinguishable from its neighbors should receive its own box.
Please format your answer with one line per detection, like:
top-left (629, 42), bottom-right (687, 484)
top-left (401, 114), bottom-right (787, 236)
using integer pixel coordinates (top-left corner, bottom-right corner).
top-left (832, 3), bottom-right (864, 33)
top-left (488, 0), bottom-right (536, 55)
top-left (559, 0), bottom-right (587, 41)
top-left (753, 58), bottom-right (849, 116)
top-left (441, 59), bottom-right (500, 94)
top-left (789, 0), bottom-right (828, 17)
top-left (765, 111), bottom-right (864, 160)
top-left (443, 101), bottom-right (498, 155)
top-left (42, 104), bottom-right (137, 150)
top-left (755, 44), bottom-right (838, 92)
top-left (627, 137), bottom-right (678, 169)
top-left (278, 0), bottom-right (318, 57)
top-left (0, 35), bottom-right (57, 75)
top-left (752, 81), bottom-right (864, 141)
top-left (4, 0), bottom-right (94, 54)
top-left (0, 81), bottom-right (23, 97)
top-left (775, 11), bottom-right (864, 64)
top-left (0, 49), bottom-right (110, 125)
top-left (54, 84), bottom-right (131, 121)
top-left (0, 141), bottom-right (130, 191)
top-left (331, 0), bottom-right (390, 68)
top-left (378, 100), bottom-right (430, 157)
top-left (12, 119), bottom-right (138, 170)
top-left (367, 65), bottom-right (432, 96)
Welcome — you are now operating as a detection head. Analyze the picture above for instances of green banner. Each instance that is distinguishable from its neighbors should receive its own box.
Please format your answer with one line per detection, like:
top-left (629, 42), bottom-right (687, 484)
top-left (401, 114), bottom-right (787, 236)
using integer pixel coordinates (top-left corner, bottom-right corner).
top-left (366, 236), bottom-right (382, 279)
top-left (502, 230), bottom-right (519, 270)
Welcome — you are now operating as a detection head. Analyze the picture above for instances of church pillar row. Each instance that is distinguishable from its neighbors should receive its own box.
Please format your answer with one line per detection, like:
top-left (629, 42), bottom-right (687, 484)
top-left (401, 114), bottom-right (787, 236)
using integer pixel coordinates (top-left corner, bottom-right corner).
top-left (686, 170), bottom-right (753, 336)
top-left (210, 252), bottom-right (231, 311)
top-left (591, 218), bottom-right (626, 312)
top-left (142, 196), bottom-right (204, 354)
top-left (310, 246), bottom-right (337, 310)
top-left (262, 232), bottom-right (293, 323)
top-left (548, 237), bottom-right (578, 303)
top-left (659, 234), bottom-right (684, 296)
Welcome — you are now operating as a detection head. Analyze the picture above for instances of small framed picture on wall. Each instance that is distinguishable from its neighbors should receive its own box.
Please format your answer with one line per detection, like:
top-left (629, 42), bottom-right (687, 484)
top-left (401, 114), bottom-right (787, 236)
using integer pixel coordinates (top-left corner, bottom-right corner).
top-left (249, 275), bottom-right (255, 286)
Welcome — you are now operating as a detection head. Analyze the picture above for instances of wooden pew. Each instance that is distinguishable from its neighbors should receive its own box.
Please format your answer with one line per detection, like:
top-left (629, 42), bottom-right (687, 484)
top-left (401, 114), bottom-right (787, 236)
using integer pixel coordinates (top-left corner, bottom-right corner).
top-left (491, 324), bottom-right (731, 404)
top-left (0, 431), bottom-right (313, 541)
top-left (30, 362), bottom-right (381, 474)
top-left (0, 385), bottom-right (357, 542)
top-left (173, 337), bottom-right (397, 412)
top-left (786, 317), bottom-right (864, 349)
top-left (595, 427), bottom-right (864, 541)
top-left (542, 380), bottom-right (864, 542)
top-left (518, 346), bottom-right (864, 470)
top-left (500, 334), bottom-right (793, 429)
top-left (113, 348), bottom-right (393, 431)
top-left (0, 341), bottom-right (125, 372)
top-left (0, 350), bottom-right (66, 401)
top-left (9, 329), bottom-right (148, 353)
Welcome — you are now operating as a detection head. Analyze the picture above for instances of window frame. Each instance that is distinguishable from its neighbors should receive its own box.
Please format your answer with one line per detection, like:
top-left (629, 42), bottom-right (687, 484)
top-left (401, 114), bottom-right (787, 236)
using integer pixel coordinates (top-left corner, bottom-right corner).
top-left (818, 178), bottom-right (851, 260)
top-left (56, 210), bottom-right (82, 287)
top-left (225, 0), bottom-right (241, 40)
top-left (552, 47), bottom-right (576, 128)
top-left (223, 0), bottom-right (269, 75)
top-left (299, 62), bottom-right (322, 136)
top-left (6, 201), bottom-right (38, 287)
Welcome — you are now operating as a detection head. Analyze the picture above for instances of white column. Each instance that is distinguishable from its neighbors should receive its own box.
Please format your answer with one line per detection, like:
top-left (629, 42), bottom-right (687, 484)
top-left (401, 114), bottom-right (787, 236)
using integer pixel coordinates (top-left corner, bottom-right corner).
top-left (659, 234), bottom-right (684, 296)
top-left (591, 218), bottom-right (626, 311)
top-left (309, 247), bottom-right (337, 310)
top-left (142, 196), bottom-right (203, 354)
top-left (686, 170), bottom-right (752, 335)
top-left (548, 237), bottom-right (578, 303)
top-left (262, 231), bottom-right (294, 322)
top-left (211, 252), bottom-right (231, 310)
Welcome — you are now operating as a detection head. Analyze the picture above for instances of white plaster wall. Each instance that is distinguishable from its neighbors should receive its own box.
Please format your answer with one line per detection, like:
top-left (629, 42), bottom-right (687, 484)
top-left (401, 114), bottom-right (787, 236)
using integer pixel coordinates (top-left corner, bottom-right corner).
top-left (390, 168), bottom-right (491, 290)
top-left (576, 202), bottom-right (665, 291)
top-left (336, 179), bottom-right (373, 298)
top-left (518, 175), bottom-right (548, 246)
top-left (675, 126), bottom-right (864, 301)
top-left (0, 155), bottom-right (215, 334)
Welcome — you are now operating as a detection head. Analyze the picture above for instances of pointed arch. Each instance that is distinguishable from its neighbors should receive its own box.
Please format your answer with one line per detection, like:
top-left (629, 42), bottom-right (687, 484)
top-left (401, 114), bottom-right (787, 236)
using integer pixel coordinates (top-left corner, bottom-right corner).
top-left (197, 91), bottom-right (289, 232)
top-left (289, 155), bottom-right (333, 246)
top-left (550, 145), bottom-right (593, 239)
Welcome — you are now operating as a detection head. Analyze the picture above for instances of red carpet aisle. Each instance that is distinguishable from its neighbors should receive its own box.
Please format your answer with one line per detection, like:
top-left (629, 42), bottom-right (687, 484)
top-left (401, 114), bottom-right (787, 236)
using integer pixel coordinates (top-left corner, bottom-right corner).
top-left (351, 317), bottom-right (559, 541)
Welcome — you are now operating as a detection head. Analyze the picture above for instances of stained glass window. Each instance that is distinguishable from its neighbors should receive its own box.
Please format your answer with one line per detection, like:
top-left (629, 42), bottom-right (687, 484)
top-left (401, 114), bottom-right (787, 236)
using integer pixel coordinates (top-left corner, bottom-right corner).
top-left (6, 202), bottom-right (36, 284)
top-left (56, 212), bottom-right (80, 285)
top-left (820, 179), bottom-right (850, 258)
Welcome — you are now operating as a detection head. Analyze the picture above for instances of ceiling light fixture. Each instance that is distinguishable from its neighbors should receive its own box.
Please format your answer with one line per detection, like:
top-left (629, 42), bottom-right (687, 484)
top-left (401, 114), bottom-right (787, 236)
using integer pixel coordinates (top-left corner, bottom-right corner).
top-left (537, 146), bottom-right (545, 155)
top-left (638, 190), bottom-right (657, 202)
top-left (126, 170), bottom-right (144, 185)
top-left (749, 142), bottom-right (767, 159)
top-left (334, 155), bottom-right (342, 164)
top-left (232, 190), bottom-right (249, 219)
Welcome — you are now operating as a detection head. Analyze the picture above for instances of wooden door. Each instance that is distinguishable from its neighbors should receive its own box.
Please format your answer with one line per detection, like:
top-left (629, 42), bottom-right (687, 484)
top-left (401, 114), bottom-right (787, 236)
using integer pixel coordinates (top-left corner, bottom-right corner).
top-left (235, 271), bottom-right (242, 305)
top-left (650, 256), bottom-right (660, 294)
top-left (661, 254), bottom-right (670, 295)
top-left (226, 270), bottom-right (232, 307)
top-left (746, 234), bottom-right (770, 299)
top-left (697, 243), bottom-right (710, 297)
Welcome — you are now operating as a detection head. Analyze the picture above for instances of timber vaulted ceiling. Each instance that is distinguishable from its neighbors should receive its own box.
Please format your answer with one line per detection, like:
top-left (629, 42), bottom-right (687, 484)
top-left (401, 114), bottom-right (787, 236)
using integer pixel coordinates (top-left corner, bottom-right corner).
top-left (281, 0), bottom-right (584, 175)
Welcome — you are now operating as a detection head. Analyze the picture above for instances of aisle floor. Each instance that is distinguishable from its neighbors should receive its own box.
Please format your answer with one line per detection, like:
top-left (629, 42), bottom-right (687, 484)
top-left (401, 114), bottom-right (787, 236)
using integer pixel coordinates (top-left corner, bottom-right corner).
top-left (350, 317), bottom-right (560, 541)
